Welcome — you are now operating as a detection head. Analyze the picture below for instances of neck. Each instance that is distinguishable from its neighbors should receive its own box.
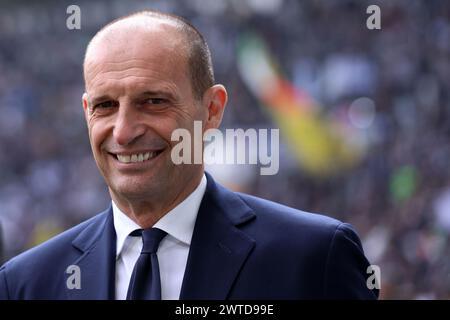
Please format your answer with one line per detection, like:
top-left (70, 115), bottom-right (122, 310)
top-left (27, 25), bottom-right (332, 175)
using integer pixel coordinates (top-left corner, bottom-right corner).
top-left (110, 171), bottom-right (204, 228)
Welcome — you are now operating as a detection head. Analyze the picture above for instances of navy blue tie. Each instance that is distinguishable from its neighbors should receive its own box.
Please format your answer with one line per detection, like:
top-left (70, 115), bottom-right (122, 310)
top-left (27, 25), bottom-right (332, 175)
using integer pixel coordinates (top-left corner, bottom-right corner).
top-left (126, 228), bottom-right (167, 300)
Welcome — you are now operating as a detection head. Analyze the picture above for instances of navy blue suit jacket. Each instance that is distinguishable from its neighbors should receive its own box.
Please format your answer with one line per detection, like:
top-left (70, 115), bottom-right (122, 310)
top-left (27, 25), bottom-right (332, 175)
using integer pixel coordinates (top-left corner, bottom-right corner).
top-left (0, 173), bottom-right (378, 299)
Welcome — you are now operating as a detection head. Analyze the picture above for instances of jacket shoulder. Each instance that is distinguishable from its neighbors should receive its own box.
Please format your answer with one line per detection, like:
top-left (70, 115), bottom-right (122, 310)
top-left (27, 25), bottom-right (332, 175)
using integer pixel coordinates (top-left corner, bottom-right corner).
top-left (234, 192), bottom-right (376, 299)
top-left (237, 192), bottom-right (342, 231)
top-left (0, 210), bottom-right (110, 298)
top-left (2, 211), bottom-right (108, 268)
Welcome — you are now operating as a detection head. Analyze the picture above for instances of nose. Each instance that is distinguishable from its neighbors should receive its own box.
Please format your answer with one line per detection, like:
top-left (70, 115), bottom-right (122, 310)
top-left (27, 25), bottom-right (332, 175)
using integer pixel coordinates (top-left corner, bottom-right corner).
top-left (113, 103), bottom-right (146, 146)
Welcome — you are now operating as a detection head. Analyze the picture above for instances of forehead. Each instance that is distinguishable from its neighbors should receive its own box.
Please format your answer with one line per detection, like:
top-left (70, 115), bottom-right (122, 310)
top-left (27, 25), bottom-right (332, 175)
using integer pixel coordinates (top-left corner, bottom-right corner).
top-left (84, 18), bottom-right (190, 95)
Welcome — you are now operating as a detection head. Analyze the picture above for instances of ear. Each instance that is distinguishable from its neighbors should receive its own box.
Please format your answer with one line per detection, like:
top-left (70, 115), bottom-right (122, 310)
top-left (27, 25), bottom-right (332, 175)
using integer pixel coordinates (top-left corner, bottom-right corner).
top-left (82, 92), bottom-right (90, 120)
top-left (202, 84), bottom-right (228, 131)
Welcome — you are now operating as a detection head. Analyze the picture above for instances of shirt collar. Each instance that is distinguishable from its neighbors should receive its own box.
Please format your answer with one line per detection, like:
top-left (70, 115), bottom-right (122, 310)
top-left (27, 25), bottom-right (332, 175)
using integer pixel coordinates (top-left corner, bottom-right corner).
top-left (112, 174), bottom-right (207, 257)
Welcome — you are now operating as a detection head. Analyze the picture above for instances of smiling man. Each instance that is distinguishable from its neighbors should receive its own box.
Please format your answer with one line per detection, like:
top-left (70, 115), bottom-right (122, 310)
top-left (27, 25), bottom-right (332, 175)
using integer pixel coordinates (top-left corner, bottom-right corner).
top-left (0, 10), bottom-right (378, 300)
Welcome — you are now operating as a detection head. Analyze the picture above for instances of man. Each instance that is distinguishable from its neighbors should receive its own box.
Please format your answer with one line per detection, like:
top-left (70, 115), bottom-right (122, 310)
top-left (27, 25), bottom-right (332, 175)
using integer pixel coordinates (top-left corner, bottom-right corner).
top-left (0, 11), bottom-right (378, 299)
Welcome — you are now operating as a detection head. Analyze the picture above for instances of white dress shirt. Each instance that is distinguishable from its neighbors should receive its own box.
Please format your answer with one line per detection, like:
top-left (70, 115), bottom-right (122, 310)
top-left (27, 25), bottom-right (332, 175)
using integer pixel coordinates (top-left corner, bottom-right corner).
top-left (113, 174), bottom-right (207, 300)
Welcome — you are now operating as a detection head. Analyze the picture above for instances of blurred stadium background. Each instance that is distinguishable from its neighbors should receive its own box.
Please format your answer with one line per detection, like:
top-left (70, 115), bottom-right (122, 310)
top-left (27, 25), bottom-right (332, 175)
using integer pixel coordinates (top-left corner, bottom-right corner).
top-left (0, 0), bottom-right (449, 299)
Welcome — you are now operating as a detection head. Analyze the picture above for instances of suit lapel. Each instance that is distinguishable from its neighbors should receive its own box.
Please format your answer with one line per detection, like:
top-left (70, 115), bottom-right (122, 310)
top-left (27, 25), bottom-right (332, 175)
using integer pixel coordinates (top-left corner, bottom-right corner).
top-left (66, 208), bottom-right (116, 300)
top-left (180, 173), bottom-right (256, 299)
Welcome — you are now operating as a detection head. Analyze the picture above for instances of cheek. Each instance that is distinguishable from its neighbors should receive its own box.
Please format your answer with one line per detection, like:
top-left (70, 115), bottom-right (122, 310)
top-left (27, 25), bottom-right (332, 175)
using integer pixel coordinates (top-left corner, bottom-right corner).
top-left (147, 116), bottom-right (186, 142)
top-left (88, 120), bottom-right (109, 151)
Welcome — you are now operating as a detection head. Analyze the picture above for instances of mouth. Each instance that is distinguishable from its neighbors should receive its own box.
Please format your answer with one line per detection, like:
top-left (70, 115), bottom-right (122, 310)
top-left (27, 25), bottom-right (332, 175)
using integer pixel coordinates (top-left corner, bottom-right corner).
top-left (108, 149), bottom-right (164, 164)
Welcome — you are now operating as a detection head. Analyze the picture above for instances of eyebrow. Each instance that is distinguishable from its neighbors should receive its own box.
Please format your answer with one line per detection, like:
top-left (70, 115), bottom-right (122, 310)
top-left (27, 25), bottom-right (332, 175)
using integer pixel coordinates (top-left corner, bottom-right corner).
top-left (136, 90), bottom-right (177, 100)
top-left (90, 95), bottom-right (112, 106)
top-left (89, 90), bottom-right (177, 106)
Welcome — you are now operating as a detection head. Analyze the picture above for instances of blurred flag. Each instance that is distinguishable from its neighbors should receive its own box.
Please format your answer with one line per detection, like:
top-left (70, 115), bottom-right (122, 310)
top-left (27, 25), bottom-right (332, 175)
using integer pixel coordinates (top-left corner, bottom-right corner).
top-left (237, 33), bottom-right (367, 176)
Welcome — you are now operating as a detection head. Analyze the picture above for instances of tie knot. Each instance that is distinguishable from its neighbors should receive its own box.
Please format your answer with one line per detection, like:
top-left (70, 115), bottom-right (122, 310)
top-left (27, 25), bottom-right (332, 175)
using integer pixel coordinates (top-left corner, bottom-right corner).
top-left (132, 228), bottom-right (167, 254)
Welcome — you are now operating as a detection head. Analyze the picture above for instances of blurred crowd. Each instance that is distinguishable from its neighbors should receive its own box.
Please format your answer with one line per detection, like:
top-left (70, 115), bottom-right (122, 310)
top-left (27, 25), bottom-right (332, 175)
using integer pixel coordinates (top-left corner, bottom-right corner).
top-left (0, 0), bottom-right (449, 299)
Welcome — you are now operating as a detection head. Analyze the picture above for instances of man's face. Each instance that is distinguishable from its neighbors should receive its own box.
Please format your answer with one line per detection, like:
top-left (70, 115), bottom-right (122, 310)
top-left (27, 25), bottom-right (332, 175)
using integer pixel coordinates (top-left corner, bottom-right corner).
top-left (83, 23), bottom-right (206, 205)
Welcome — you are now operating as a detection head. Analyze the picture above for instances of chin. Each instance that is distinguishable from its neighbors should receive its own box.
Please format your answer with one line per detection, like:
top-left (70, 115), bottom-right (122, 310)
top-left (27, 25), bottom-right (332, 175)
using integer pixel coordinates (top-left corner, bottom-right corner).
top-left (110, 177), bottom-right (164, 200)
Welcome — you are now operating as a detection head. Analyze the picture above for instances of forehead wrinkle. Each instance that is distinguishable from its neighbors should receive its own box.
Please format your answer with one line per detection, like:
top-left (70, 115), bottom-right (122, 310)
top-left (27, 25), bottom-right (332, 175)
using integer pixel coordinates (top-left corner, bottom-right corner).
top-left (86, 54), bottom-right (184, 91)
top-left (86, 55), bottom-right (180, 79)
top-left (89, 75), bottom-right (180, 101)
top-left (85, 41), bottom-right (187, 93)
top-left (87, 66), bottom-right (170, 89)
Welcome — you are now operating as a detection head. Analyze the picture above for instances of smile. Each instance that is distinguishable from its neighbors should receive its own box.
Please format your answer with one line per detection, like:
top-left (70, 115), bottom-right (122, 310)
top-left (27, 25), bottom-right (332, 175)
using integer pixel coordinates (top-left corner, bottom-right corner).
top-left (111, 150), bottom-right (163, 164)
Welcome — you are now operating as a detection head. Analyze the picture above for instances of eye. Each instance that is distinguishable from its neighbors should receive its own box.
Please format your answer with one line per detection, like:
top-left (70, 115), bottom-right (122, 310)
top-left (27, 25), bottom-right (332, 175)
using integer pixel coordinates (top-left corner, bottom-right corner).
top-left (145, 98), bottom-right (166, 105)
top-left (90, 100), bottom-right (118, 115)
top-left (94, 101), bottom-right (118, 109)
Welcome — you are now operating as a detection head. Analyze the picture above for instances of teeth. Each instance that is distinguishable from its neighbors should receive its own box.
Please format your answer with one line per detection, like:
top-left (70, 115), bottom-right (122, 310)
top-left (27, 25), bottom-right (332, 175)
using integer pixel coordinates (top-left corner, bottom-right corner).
top-left (117, 155), bottom-right (131, 163)
top-left (116, 151), bottom-right (158, 163)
